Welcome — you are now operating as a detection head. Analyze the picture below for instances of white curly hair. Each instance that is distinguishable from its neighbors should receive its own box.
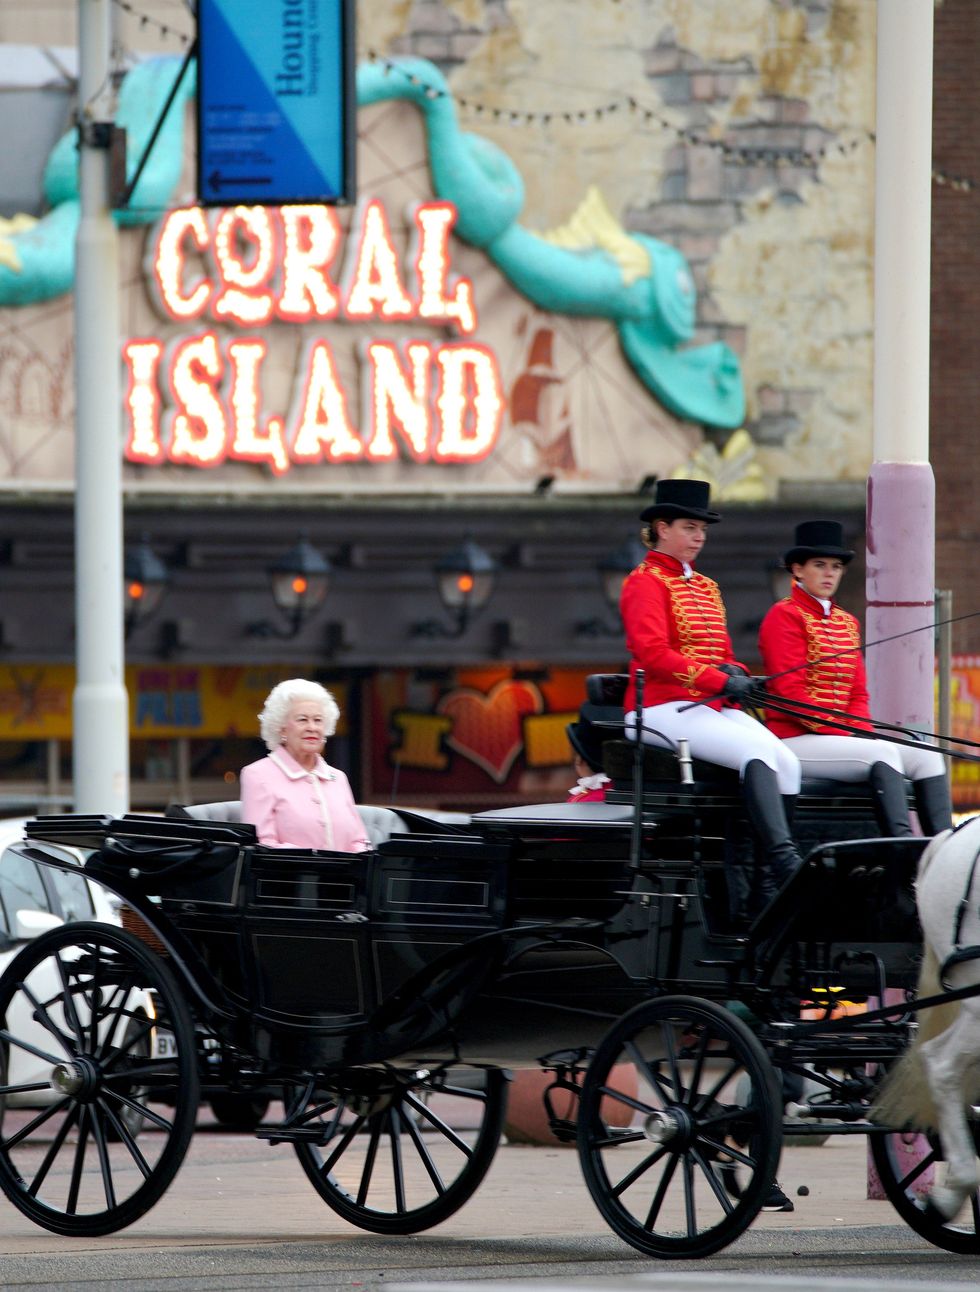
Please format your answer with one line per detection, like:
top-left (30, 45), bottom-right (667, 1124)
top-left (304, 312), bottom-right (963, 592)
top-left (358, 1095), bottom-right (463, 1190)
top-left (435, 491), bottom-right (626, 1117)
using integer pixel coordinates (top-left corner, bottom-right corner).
top-left (258, 678), bottom-right (340, 752)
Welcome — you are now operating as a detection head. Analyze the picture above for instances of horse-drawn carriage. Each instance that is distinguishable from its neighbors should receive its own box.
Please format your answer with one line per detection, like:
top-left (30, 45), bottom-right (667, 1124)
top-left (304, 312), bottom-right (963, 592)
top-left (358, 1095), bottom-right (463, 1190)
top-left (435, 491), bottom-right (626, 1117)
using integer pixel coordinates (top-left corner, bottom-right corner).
top-left (0, 678), bottom-right (973, 1258)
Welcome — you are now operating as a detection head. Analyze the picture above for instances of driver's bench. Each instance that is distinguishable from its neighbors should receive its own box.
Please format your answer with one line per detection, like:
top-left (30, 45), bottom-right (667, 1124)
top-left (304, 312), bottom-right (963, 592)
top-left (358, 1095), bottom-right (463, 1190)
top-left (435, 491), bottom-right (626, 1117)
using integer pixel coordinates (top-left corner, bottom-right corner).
top-left (587, 672), bottom-right (913, 930)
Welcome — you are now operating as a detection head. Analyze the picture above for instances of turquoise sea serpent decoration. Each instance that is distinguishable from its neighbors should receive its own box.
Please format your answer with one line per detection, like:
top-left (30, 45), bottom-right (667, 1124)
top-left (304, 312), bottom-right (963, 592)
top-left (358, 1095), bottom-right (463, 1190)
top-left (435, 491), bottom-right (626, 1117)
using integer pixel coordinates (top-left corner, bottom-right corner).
top-left (0, 54), bottom-right (744, 430)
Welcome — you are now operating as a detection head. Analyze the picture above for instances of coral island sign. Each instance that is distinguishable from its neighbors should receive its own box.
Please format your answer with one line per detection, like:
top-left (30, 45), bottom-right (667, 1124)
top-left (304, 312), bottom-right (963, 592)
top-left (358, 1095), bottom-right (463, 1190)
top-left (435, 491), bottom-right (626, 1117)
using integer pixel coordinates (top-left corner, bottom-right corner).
top-left (124, 198), bottom-right (503, 474)
top-left (0, 54), bottom-right (742, 494)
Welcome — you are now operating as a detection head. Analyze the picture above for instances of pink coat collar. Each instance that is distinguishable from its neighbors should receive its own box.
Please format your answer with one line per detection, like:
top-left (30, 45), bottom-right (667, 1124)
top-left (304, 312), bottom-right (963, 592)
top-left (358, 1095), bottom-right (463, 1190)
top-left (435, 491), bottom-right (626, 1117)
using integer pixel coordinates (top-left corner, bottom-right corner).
top-left (269, 748), bottom-right (336, 781)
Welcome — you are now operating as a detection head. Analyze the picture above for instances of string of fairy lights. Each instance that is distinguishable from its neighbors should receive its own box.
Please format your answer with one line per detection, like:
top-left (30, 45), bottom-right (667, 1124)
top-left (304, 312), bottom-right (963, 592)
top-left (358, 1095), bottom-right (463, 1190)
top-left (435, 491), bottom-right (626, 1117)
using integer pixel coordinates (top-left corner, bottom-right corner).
top-left (111, 0), bottom-right (193, 45)
top-left (108, 0), bottom-right (976, 193)
top-left (364, 48), bottom-right (867, 173)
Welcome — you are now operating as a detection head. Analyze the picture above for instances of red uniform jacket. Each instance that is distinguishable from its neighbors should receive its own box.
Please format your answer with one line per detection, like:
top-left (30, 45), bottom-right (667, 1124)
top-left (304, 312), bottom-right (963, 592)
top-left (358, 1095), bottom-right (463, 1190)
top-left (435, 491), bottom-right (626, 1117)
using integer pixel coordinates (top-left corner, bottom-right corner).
top-left (620, 551), bottom-right (744, 713)
top-left (758, 583), bottom-right (871, 738)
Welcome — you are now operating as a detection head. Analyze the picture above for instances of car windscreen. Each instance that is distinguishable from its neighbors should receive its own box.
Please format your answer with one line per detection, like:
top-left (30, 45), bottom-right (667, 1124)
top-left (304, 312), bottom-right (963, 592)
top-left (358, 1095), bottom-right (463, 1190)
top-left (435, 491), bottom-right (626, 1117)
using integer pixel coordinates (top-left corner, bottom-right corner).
top-left (46, 864), bottom-right (96, 922)
top-left (0, 849), bottom-right (50, 933)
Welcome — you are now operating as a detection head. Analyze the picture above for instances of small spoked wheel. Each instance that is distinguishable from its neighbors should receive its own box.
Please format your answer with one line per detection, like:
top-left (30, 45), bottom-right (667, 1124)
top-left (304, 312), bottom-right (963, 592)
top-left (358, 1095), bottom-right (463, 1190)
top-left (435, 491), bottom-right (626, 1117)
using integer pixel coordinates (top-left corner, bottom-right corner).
top-left (293, 1066), bottom-right (507, 1234)
top-left (0, 922), bottom-right (199, 1236)
top-left (577, 995), bottom-right (782, 1258)
top-left (871, 1129), bottom-right (980, 1254)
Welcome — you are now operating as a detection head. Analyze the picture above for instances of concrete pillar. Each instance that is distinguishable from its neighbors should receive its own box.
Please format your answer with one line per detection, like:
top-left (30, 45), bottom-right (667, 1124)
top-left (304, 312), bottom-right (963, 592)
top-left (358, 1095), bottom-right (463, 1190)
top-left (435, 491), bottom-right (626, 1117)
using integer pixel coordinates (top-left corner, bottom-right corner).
top-left (72, 0), bottom-right (129, 814)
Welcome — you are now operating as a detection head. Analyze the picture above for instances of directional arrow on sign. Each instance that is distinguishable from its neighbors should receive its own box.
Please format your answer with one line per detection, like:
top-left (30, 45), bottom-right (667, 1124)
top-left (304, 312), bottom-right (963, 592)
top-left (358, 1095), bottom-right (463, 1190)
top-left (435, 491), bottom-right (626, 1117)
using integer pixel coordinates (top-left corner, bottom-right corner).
top-left (208, 170), bottom-right (273, 192)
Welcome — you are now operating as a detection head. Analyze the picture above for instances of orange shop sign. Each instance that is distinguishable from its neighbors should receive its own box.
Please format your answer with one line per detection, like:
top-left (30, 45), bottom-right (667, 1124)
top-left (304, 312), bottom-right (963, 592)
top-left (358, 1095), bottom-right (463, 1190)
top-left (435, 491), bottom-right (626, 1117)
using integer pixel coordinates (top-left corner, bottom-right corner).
top-left (123, 199), bottom-right (504, 474)
top-left (948, 655), bottom-right (980, 809)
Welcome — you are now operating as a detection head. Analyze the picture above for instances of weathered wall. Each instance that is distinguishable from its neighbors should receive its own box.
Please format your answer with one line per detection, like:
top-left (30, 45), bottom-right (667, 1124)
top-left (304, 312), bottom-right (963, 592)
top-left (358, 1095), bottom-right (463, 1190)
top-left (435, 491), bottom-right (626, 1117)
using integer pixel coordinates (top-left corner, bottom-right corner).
top-left (367, 0), bottom-right (877, 497)
top-left (1, 0), bottom-right (878, 502)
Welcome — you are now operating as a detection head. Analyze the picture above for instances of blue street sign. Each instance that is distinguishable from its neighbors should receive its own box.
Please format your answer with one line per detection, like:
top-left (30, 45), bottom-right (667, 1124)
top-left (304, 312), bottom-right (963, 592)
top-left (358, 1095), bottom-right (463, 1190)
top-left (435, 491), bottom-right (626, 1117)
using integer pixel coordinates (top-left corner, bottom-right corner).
top-left (197, 0), bottom-right (355, 206)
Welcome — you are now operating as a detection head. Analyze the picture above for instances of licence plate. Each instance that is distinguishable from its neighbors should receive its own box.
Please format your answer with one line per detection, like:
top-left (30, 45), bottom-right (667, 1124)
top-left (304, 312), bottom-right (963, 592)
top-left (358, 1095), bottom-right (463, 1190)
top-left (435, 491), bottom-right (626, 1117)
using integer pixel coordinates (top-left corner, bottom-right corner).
top-left (153, 1028), bottom-right (178, 1059)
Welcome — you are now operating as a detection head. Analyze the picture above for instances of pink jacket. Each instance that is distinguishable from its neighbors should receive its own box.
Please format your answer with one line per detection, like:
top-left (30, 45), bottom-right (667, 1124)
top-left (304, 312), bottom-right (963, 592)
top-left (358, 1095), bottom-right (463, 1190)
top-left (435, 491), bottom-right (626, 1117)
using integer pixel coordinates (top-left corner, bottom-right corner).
top-left (240, 749), bottom-right (370, 852)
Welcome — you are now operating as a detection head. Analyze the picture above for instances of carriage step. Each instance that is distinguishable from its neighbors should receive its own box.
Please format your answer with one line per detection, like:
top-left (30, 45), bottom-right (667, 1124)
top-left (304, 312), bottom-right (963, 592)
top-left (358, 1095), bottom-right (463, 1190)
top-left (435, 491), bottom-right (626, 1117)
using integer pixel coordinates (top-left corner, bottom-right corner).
top-left (546, 1118), bottom-right (578, 1144)
top-left (253, 1125), bottom-right (330, 1144)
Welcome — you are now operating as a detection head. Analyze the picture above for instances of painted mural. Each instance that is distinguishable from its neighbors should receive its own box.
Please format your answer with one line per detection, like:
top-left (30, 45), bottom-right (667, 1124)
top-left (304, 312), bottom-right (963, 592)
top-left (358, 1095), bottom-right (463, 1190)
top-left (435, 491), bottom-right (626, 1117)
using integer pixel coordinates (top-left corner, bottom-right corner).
top-left (0, 54), bottom-right (742, 495)
top-left (367, 665), bottom-right (599, 808)
top-left (0, 0), bottom-right (877, 499)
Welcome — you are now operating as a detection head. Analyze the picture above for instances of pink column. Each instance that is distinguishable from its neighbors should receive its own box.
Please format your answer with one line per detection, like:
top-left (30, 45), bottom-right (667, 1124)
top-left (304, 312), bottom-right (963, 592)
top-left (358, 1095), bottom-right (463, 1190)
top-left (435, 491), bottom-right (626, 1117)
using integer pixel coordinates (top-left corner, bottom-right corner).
top-left (866, 0), bottom-right (936, 1201)
top-left (865, 463), bottom-right (936, 729)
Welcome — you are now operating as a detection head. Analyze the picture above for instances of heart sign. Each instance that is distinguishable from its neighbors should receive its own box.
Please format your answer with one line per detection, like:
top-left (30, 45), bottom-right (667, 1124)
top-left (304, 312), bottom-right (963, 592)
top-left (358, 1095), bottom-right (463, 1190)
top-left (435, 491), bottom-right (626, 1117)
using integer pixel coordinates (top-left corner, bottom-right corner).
top-left (438, 680), bottom-right (544, 783)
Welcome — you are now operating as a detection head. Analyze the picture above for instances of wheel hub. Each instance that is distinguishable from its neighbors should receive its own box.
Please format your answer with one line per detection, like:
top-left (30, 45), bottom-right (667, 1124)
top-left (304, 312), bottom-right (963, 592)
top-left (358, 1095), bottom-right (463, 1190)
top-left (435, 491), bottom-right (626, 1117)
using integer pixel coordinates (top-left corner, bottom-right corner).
top-left (50, 1057), bottom-right (100, 1100)
top-left (642, 1105), bottom-right (693, 1147)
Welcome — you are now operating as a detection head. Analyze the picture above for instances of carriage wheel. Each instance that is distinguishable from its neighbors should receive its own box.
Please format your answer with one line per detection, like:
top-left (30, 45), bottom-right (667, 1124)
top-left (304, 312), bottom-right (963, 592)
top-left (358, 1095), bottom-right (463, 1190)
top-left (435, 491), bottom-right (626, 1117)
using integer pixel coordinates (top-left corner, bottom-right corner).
top-left (871, 1129), bottom-right (980, 1254)
top-left (577, 995), bottom-right (782, 1258)
top-left (293, 1066), bottom-right (507, 1234)
top-left (0, 921), bottom-right (199, 1236)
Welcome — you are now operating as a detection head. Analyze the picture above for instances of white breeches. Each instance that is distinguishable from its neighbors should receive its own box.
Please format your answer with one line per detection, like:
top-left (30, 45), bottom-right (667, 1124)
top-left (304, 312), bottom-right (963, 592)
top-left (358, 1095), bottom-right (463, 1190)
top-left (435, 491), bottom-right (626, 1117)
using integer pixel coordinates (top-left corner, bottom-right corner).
top-left (626, 702), bottom-right (802, 794)
top-left (782, 734), bottom-right (946, 783)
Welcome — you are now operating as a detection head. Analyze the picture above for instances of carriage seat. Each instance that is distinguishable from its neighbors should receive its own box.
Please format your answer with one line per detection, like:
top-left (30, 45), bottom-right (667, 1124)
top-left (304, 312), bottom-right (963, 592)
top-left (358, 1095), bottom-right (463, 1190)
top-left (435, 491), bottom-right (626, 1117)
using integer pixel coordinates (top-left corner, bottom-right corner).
top-left (587, 673), bottom-right (913, 833)
top-left (168, 801), bottom-right (407, 848)
top-left (586, 673), bottom-right (740, 792)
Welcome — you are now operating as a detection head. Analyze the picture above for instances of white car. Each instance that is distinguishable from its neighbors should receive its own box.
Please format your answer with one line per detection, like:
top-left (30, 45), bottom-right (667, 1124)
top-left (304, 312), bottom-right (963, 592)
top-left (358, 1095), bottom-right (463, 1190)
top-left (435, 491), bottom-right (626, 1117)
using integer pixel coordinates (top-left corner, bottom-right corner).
top-left (0, 819), bottom-right (140, 1118)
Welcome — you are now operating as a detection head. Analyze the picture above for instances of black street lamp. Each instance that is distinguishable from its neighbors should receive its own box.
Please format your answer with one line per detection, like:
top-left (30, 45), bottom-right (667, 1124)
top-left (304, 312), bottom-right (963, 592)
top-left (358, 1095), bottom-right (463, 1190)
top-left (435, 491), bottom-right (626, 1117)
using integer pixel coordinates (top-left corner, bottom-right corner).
top-left (576, 536), bottom-right (646, 637)
top-left (412, 539), bottom-right (497, 638)
top-left (124, 538), bottom-right (168, 637)
top-left (249, 536), bottom-right (331, 639)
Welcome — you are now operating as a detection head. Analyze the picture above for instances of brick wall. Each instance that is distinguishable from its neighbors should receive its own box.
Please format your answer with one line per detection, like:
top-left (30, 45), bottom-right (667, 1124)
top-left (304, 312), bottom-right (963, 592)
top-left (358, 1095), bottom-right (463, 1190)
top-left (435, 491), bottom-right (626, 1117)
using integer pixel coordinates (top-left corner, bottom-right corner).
top-left (932, 0), bottom-right (980, 653)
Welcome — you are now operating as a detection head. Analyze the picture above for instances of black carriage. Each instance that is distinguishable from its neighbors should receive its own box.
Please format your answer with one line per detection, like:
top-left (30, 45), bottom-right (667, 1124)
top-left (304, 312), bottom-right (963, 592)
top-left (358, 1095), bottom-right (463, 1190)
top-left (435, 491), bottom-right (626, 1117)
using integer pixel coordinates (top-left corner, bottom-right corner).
top-left (0, 689), bottom-right (963, 1257)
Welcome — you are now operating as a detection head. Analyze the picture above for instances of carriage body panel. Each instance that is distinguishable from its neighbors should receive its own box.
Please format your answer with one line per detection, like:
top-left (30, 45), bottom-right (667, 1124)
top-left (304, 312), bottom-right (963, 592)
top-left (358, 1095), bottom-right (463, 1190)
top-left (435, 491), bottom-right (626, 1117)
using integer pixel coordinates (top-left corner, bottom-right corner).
top-left (15, 795), bottom-right (927, 1069)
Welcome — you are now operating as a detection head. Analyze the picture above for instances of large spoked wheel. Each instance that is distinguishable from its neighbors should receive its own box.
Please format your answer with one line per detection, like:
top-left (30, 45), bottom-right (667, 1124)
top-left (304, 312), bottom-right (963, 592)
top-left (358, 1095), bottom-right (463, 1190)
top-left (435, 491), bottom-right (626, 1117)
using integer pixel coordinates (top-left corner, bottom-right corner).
top-left (871, 1129), bottom-right (980, 1254)
top-left (293, 1066), bottom-right (507, 1234)
top-left (0, 921), bottom-right (199, 1236)
top-left (578, 995), bottom-right (782, 1259)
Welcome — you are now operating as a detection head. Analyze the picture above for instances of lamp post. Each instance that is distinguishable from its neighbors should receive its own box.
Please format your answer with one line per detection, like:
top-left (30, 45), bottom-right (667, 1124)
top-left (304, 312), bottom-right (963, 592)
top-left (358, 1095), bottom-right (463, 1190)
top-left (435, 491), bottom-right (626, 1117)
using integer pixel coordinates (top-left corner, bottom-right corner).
top-left (73, 0), bottom-right (128, 815)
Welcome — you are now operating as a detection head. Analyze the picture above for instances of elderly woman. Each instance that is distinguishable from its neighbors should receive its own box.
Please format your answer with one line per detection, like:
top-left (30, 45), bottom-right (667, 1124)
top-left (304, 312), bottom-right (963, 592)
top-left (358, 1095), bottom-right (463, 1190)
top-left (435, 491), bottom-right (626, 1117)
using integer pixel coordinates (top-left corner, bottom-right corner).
top-left (240, 678), bottom-right (370, 851)
top-left (759, 520), bottom-right (953, 836)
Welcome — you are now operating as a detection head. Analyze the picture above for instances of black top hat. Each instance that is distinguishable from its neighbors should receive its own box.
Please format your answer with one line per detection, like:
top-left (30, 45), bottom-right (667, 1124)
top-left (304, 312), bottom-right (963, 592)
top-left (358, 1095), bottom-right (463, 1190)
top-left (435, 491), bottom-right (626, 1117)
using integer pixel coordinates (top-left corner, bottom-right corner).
top-left (566, 700), bottom-right (621, 772)
top-left (640, 478), bottom-right (721, 524)
top-left (783, 520), bottom-right (855, 568)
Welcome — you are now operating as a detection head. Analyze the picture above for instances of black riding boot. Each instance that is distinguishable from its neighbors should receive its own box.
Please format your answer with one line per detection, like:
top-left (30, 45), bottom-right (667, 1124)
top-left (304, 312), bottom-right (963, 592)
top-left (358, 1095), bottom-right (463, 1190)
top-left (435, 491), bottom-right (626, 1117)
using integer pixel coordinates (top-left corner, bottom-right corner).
top-left (868, 762), bottom-right (914, 837)
top-left (742, 760), bottom-right (804, 889)
top-left (913, 773), bottom-right (954, 835)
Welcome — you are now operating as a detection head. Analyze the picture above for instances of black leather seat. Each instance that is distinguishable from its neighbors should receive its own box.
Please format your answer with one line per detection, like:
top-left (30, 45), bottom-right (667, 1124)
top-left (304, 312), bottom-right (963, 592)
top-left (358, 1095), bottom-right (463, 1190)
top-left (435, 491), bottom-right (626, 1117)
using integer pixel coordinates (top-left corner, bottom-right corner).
top-left (586, 673), bottom-right (909, 841)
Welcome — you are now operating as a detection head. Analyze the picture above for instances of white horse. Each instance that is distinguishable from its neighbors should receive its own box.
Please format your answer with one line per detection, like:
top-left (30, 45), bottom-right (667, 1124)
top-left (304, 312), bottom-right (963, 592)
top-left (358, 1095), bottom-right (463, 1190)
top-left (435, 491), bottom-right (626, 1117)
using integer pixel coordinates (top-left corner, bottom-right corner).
top-left (876, 816), bottom-right (980, 1219)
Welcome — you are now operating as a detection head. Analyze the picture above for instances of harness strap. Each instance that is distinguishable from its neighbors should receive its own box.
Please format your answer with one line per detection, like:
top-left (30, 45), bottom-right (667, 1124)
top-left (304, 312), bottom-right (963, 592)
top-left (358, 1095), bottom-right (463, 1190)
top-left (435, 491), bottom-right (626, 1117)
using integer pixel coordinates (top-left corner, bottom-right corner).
top-left (950, 836), bottom-right (980, 951)
top-left (940, 945), bottom-right (980, 986)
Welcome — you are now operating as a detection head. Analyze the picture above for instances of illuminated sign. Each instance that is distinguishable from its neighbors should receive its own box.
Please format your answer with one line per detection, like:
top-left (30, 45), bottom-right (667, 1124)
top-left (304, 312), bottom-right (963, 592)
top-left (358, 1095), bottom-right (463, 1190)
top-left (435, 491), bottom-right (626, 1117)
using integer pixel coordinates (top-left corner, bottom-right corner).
top-left (124, 199), bottom-right (503, 472)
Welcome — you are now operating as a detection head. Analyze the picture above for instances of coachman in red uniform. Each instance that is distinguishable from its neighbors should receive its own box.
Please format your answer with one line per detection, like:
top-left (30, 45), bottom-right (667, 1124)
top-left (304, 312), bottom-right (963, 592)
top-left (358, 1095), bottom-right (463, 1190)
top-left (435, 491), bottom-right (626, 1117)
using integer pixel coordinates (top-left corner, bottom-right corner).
top-left (620, 479), bottom-right (803, 887)
top-left (759, 520), bottom-right (952, 836)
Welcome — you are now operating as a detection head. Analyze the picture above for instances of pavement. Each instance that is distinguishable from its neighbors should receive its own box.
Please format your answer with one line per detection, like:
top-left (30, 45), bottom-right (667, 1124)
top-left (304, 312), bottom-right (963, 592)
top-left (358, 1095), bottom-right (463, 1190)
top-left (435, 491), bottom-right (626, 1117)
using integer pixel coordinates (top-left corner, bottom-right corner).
top-left (0, 1096), bottom-right (973, 1290)
top-left (0, 1127), bottom-right (945, 1255)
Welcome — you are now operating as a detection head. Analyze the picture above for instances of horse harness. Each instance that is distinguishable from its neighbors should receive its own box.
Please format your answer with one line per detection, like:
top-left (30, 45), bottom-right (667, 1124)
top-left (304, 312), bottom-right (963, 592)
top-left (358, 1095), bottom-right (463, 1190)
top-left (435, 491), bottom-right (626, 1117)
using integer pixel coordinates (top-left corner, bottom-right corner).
top-left (939, 820), bottom-right (980, 987)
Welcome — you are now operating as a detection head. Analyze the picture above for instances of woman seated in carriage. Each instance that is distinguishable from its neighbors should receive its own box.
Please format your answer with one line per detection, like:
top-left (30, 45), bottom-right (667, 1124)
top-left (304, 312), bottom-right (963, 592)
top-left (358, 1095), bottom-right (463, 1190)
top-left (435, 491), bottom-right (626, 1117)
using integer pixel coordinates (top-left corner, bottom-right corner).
top-left (240, 678), bottom-right (370, 852)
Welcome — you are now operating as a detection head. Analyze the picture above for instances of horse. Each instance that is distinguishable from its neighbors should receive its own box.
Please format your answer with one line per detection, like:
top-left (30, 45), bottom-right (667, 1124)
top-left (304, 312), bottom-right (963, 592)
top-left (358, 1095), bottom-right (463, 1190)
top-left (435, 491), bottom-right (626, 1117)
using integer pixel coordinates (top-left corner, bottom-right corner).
top-left (875, 816), bottom-right (980, 1219)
